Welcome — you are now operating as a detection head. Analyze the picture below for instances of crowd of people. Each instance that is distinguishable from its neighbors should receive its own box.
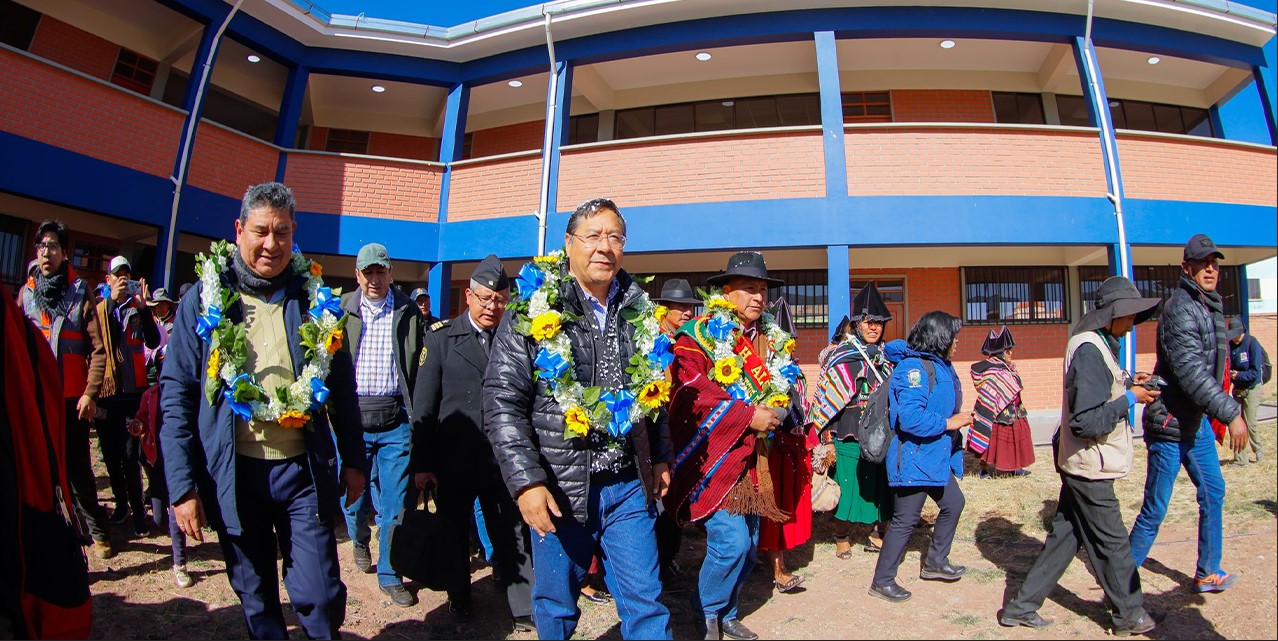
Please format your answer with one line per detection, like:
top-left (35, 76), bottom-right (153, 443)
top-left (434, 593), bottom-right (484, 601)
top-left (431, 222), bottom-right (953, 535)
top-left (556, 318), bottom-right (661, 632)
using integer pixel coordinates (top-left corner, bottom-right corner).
top-left (0, 181), bottom-right (1266, 640)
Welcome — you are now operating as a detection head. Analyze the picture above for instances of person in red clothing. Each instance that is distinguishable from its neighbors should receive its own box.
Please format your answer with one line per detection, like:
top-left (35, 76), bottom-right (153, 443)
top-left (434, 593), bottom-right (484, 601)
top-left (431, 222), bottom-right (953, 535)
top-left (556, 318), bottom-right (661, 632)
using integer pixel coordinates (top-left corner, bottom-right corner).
top-left (968, 326), bottom-right (1035, 478)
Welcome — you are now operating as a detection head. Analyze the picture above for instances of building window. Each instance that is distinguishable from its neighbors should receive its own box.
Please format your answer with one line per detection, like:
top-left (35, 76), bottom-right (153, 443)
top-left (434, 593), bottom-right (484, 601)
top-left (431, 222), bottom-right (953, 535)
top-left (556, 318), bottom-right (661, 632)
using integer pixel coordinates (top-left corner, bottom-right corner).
top-left (1056, 95), bottom-right (1214, 138)
top-left (963, 267), bottom-right (1068, 324)
top-left (567, 113), bottom-right (600, 145)
top-left (325, 129), bottom-right (370, 154)
top-left (992, 92), bottom-right (1045, 125)
top-left (613, 93), bottom-right (822, 140)
top-left (0, 0), bottom-right (41, 51)
top-left (841, 92), bottom-right (892, 123)
top-left (460, 132), bottom-right (475, 160)
top-left (1079, 265), bottom-right (1244, 318)
top-left (111, 48), bottom-right (158, 95)
top-left (1248, 278), bottom-right (1261, 301)
top-left (0, 213), bottom-right (29, 288)
top-left (70, 240), bottom-right (113, 277)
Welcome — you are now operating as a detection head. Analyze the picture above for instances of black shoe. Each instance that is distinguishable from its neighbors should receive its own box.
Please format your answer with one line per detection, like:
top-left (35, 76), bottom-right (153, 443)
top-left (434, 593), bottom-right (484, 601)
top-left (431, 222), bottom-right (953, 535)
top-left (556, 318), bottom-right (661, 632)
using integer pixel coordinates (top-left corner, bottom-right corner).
top-left (868, 582), bottom-right (912, 603)
top-left (920, 561), bottom-right (967, 582)
top-left (1113, 615), bottom-right (1156, 636)
top-left (700, 617), bottom-right (720, 641)
top-left (379, 583), bottom-right (417, 608)
top-left (1000, 610), bottom-right (1053, 628)
top-left (512, 615), bottom-right (535, 633)
top-left (448, 599), bottom-right (473, 623)
top-left (352, 543), bottom-right (372, 573)
top-left (109, 504), bottom-right (130, 525)
top-left (719, 618), bottom-right (758, 641)
top-left (133, 514), bottom-right (152, 538)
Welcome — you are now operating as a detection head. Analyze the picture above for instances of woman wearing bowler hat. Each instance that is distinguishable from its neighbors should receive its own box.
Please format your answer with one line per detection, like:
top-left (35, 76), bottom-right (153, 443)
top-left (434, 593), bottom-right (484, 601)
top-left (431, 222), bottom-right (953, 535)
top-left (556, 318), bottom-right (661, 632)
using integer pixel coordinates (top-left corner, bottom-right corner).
top-left (968, 326), bottom-right (1035, 478)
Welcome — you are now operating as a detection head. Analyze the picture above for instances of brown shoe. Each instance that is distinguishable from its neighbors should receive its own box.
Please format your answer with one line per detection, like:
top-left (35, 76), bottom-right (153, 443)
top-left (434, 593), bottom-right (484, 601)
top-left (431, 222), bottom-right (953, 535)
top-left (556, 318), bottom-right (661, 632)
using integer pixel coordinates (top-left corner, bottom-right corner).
top-left (91, 539), bottom-right (115, 559)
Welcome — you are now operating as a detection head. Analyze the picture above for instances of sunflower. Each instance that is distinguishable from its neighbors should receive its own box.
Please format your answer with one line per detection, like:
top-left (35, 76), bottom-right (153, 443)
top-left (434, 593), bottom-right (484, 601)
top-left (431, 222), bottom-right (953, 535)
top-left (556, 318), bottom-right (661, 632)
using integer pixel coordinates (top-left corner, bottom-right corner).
top-left (324, 328), bottom-right (344, 354)
top-left (706, 297), bottom-right (737, 312)
top-left (638, 380), bottom-right (671, 410)
top-left (564, 405), bottom-right (591, 438)
top-left (766, 394), bottom-right (790, 408)
top-left (713, 357), bottom-right (742, 385)
top-left (533, 254), bottom-right (559, 266)
top-left (309, 261), bottom-right (323, 277)
top-left (654, 305), bottom-right (669, 321)
top-left (782, 338), bottom-right (796, 355)
top-left (278, 409), bottom-right (309, 429)
top-left (531, 311), bottom-right (562, 341)
top-left (206, 349), bottom-right (221, 380)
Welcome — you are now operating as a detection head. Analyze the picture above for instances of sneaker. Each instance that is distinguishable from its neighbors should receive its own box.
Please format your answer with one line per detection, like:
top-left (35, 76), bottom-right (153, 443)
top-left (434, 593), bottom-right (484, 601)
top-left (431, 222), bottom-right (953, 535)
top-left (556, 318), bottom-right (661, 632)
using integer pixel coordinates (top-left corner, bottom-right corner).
top-left (379, 583), bottom-right (417, 607)
top-left (352, 543), bottom-right (373, 573)
top-left (1256, 451), bottom-right (1265, 462)
top-left (173, 564), bottom-right (194, 588)
top-left (1192, 572), bottom-right (1238, 593)
top-left (91, 539), bottom-right (115, 560)
top-left (1112, 614), bottom-right (1156, 636)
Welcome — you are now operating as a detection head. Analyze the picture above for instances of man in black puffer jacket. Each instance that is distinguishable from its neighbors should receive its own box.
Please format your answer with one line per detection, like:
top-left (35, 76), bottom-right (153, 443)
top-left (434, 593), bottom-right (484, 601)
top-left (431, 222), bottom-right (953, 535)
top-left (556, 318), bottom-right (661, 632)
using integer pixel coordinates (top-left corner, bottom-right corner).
top-left (1129, 233), bottom-right (1249, 595)
top-left (483, 198), bottom-right (673, 640)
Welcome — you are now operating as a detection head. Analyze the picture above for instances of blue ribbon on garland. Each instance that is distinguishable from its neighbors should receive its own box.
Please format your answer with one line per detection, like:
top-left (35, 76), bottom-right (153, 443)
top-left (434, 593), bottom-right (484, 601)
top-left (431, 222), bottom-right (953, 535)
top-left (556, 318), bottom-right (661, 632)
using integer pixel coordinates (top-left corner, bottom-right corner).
top-left (780, 363), bottom-right (803, 384)
top-left (727, 384), bottom-right (749, 401)
top-left (601, 389), bottom-right (636, 437)
top-left (309, 287), bottom-right (342, 320)
top-left (534, 348), bottom-right (569, 383)
top-left (196, 305), bottom-right (223, 344)
top-left (707, 315), bottom-right (736, 341)
top-left (224, 373), bottom-right (254, 421)
top-left (310, 377), bottom-right (330, 410)
top-left (515, 263), bottom-right (546, 301)
top-left (648, 333), bottom-right (674, 370)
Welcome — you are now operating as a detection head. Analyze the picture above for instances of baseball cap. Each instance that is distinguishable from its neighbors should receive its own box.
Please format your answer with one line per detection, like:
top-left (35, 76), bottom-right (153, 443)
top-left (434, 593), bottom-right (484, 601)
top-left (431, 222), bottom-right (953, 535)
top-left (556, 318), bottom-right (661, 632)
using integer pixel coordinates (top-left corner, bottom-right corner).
top-left (356, 243), bottom-right (391, 271)
top-left (409, 287), bottom-right (430, 300)
top-left (108, 255), bottom-right (131, 275)
top-left (1183, 234), bottom-right (1224, 262)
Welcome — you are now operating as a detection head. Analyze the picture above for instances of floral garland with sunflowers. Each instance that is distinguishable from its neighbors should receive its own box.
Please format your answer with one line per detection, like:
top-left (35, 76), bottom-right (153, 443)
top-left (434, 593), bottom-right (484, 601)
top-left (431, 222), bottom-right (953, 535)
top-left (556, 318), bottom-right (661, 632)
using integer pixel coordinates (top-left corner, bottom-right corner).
top-left (195, 240), bottom-right (348, 429)
top-left (511, 250), bottom-right (671, 440)
top-left (698, 290), bottom-right (803, 408)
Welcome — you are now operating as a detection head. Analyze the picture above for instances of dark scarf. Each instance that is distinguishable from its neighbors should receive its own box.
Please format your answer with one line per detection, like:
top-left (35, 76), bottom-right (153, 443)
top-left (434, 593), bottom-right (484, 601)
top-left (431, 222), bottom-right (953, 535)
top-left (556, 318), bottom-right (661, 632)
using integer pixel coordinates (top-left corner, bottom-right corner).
top-left (1181, 275), bottom-right (1227, 383)
top-left (32, 263), bottom-right (71, 316)
top-left (231, 250), bottom-right (292, 297)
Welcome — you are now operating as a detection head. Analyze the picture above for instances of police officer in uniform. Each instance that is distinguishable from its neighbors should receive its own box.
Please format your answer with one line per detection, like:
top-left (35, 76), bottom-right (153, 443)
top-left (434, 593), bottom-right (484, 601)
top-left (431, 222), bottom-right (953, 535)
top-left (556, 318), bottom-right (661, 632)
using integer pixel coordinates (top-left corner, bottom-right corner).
top-left (411, 255), bottom-right (534, 631)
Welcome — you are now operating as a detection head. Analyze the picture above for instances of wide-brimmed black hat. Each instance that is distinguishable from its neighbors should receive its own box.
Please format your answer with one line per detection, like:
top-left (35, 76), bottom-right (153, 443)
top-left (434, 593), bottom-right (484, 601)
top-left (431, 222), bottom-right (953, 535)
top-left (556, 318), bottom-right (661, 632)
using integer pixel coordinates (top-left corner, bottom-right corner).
top-left (981, 326), bottom-right (1016, 356)
top-left (1073, 276), bottom-right (1161, 334)
top-left (851, 282), bottom-right (892, 322)
top-left (706, 251), bottom-right (784, 288)
top-left (653, 278), bottom-right (700, 305)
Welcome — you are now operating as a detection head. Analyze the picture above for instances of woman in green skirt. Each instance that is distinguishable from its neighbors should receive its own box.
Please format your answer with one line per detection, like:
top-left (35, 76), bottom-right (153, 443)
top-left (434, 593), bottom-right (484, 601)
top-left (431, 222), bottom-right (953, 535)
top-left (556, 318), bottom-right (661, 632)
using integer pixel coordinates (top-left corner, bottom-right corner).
top-left (810, 283), bottom-right (895, 558)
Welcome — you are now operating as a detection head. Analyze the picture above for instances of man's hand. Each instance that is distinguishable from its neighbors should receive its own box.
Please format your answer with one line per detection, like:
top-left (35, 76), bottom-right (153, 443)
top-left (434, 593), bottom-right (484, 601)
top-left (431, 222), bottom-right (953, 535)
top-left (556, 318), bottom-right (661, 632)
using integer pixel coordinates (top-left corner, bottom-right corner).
top-left (135, 277), bottom-right (150, 307)
top-left (339, 466), bottom-right (366, 508)
top-left (76, 395), bottom-right (96, 421)
top-left (109, 277), bottom-right (129, 303)
top-left (1132, 372), bottom-right (1152, 386)
top-left (1227, 415), bottom-right (1249, 454)
top-left (650, 462), bottom-right (671, 500)
top-left (1132, 385), bottom-right (1161, 405)
top-left (946, 412), bottom-right (974, 431)
top-left (173, 491), bottom-right (206, 542)
top-left (414, 471), bottom-right (438, 491)
top-left (517, 484), bottom-right (561, 537)
top-left (749, 406), bottom-right (781, 433)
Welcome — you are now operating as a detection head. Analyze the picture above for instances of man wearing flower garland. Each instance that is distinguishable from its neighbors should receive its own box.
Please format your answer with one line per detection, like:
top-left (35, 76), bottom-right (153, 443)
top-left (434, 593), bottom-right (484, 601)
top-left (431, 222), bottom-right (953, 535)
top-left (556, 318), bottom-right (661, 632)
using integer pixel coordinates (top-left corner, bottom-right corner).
top-left (484, 198), bottom-right (673, 640)
top-left (161, 182), bottom-right (365, 640)
top-left (665, 251), bottom-right (806, 641)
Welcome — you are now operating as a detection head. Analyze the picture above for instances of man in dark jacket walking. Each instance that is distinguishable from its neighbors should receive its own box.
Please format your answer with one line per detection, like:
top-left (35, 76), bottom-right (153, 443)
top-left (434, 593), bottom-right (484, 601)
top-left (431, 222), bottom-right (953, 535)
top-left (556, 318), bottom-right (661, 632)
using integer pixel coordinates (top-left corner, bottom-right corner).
top-left (483, 198), bottom-right (673, 640)
top-left (1227, 318), bottom-right (1265, 466)
top-left (1129, 234), bottom-right (1248, 595)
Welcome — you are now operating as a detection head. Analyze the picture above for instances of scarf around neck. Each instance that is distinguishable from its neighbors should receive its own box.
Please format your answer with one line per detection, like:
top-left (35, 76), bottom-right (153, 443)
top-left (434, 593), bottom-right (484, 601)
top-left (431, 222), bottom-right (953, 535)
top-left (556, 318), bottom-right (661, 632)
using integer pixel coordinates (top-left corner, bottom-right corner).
top-left (1181, 275), bottom-right (1227, 384)
top-left (231, 249), bottom-right (292, 297)
top-left (33, 263), bottom-right (71, 315)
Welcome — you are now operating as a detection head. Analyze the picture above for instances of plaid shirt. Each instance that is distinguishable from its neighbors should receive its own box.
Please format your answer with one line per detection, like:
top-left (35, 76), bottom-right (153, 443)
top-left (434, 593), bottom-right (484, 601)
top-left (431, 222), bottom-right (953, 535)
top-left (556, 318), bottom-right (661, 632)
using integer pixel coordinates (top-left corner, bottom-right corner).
top-left (354, 293), bottom-right (399, 396)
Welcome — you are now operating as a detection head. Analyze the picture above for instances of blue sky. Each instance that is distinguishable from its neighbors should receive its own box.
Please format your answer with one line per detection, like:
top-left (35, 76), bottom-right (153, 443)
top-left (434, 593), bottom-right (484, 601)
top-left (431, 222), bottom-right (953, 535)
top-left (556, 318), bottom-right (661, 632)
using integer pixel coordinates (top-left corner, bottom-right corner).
top-left (322, 1), bottom-right (1275, 143)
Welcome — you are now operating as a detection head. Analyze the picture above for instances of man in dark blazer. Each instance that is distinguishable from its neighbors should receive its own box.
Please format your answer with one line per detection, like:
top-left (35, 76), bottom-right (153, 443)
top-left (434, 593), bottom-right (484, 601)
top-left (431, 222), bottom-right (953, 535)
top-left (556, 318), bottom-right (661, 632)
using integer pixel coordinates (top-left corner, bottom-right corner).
top-left (412, 255), bottom-right (533, 631)
top-left (338, 243), bottom-right (425, 607)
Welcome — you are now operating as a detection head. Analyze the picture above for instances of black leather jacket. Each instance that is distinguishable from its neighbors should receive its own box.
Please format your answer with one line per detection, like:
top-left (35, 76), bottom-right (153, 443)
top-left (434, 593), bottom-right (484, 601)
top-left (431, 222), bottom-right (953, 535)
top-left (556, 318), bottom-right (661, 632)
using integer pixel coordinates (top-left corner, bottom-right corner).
top-left (1142, 277), bottom-right (1240, 443)
top-left (482, 270), bottom-right (672, 522)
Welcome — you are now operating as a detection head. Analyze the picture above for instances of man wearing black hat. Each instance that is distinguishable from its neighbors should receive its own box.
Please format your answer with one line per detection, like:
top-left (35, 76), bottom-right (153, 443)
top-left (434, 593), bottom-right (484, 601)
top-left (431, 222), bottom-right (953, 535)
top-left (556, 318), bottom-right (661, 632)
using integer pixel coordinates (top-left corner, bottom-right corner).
top-left (338, 242), bottom-right (426, 606)
top-left (1000, 276), bottom-right (1161, 635)
top-left (654, 278), bottom-right (699, 337)
top-left (412, 254), bottom-right (534, 630)
top-left (1129, 233), bottom-right (1248, 595)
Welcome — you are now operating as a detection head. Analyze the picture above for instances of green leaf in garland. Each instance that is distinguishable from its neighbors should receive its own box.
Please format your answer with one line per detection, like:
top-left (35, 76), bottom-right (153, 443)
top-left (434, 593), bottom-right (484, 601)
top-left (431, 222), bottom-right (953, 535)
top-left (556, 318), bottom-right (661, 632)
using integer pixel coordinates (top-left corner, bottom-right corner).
top-left (582, 386), bottom-right (601, 407)
top-left (513, 318), bottom-right (532, 337)
top-left (632, 274), bottom-right (655, 284)
top-left (203, 373), bottom-right (220, 406)
top-left (590, 404), bottom-right (611, 426)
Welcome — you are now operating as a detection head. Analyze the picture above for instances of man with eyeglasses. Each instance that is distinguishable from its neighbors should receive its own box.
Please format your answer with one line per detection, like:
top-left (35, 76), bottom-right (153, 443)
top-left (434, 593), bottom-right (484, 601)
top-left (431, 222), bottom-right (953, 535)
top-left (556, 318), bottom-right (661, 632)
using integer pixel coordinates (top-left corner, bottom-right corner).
top-left (19, 220), bottom-right (113, 558)
top-left (1130, 233), bottom-right (1249, 595)
top-left (412, 254), bottom-right (535, 630)
top-left (337, 243), bottom-right (426, 607)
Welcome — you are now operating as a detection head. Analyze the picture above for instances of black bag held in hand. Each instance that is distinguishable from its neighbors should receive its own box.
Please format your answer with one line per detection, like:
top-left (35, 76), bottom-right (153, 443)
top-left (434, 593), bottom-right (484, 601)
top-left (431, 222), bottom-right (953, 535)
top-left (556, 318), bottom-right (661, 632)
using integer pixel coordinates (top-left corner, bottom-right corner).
top-left (859, 359), bottom-right (934, 465)
top-left (387, 489), bottom-right (468, 592)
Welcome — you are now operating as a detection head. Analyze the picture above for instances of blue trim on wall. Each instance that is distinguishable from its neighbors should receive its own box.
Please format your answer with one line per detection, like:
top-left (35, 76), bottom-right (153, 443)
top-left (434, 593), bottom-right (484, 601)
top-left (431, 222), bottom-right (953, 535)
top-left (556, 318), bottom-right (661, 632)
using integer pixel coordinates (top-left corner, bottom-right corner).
top-left (827, 245), bottom-right (850, 341)
top-left (302, 48), bottom-right (460, 86)
top-left (1239, 263), bottom-right (1250, 329)
top-left (274, 64), bottom-right (310, 180)
top-left (436, 83), bottom-right (470, 225)
top-left (1121, 200), bottom-right (1277, 247)
top-left (815, 31), bottom-right (848, 198)
top-left (545, 60), bottom-right (573, 219)
top-left (1208, 104), bottom-right (1227, 139)
top-left (429, 263), bottom-right (452, 319)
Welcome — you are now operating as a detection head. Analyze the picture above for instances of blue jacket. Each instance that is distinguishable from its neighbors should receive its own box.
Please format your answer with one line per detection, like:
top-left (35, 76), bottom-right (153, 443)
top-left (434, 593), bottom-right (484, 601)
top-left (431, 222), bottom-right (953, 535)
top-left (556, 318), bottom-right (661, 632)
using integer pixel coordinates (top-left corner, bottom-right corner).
top-left (1230, 334), bottom-right (1264, 390)
top-left (159, 273), bottom-right (364, 536)
top-left (884, 340), bottom-right (964, 487)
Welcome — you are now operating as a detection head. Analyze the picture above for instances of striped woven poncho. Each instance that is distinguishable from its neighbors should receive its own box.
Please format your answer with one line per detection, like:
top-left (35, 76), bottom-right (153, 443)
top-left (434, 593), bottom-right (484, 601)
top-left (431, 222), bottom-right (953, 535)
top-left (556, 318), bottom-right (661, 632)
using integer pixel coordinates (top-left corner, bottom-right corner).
top-left (809, 340), bottom-right (886, 434)
top-left (968, 357), bottom-right (1024, 454)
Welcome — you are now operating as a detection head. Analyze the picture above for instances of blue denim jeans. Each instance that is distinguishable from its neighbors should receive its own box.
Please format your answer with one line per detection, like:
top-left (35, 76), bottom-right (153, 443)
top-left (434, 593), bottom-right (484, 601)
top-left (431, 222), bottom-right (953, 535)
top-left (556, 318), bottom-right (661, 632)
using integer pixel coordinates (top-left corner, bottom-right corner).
top-left (1129, 419), bottom-right (1226, 580)
top-left (693, 510), bottom-right (760, 622)
top-left (342, 420), bottom-right (415, 587)
top-left (529, 473), bottom-right (671, 640)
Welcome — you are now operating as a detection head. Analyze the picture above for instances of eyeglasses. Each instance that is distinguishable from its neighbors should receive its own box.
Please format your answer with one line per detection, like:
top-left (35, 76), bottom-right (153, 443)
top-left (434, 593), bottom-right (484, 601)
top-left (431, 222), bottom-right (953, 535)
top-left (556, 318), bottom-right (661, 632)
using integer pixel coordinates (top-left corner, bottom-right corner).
top-left (33, 241), bottom-right (61, 253)
top-left (571, 233), bottom-right (627, 250)
top-left (473, 292), bottom-right (508, 309)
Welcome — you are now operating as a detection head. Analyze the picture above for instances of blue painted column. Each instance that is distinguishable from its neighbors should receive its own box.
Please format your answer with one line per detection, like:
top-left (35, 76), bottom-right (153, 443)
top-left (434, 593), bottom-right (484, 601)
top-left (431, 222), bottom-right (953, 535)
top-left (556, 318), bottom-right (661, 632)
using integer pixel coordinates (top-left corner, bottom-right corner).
top-left (431, 82), bottom-right (469, 320)
top-left (274, 64), bottom-right (310, 181)
top-left (827, 245), bottom-right (850, 341)
top-left (1253, 64), bottom-right (1276, 146)
top-left (814, 31), bottom-right (848, 198)
top-left (546, 60), bottom-right (574, 216)
top-left (428, 263), bottom-right (452, 320)
top-left (1208, 104), bottom-right (1226, 139)
top-left (1238, 263), bottom-right (1250, 329)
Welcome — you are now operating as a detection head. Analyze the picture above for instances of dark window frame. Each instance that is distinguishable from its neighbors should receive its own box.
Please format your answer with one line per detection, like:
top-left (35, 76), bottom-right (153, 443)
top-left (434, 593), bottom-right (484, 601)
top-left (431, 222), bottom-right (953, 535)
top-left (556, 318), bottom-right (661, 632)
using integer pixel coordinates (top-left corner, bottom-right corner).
top-left (325, 128), bottom-right (370, 154)
top-left (613, 93), bottom-right (822, 140)
top-left (0, 212), bottom-right (30, 288)
top-left (992, 92), bottom-right (1046, 125)
top-left (111, 48), bottom-right (158, 95)
top-left (0, 0), bottom-right (42, 51)
top-left (1079, 265), bottom-right (1244, 318)
top-left (963, 266), bottom-right (1069, 325)
top-left (567, 113), bottom-right (600, 145)
top-left (841, 91), bottom-right (892, 123)
top-left (1055, 95), bottom-right (1215, 138)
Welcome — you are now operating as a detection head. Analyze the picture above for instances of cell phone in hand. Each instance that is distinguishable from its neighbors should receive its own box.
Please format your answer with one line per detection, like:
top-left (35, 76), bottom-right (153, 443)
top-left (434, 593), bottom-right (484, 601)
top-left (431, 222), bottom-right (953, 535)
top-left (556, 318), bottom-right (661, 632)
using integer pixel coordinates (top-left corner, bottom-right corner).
top-left (127, 279), bottom-right (141, 296)
top-left (1140, 374), bottom-right (1167, 390)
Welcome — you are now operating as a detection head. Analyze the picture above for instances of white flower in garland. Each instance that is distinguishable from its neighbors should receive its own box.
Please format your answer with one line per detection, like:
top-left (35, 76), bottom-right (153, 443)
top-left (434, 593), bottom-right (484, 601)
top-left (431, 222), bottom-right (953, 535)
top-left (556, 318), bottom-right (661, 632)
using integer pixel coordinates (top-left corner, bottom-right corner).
top-left (699, 289), bottom-right (802, 407)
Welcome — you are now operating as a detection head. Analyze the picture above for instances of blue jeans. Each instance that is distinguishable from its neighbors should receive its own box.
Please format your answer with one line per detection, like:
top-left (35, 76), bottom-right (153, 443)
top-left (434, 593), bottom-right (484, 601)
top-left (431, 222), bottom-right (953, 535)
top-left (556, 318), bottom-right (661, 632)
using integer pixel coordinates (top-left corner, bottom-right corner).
top-left (694, 510), bottom-right (760, 622)
top-left (342, 421), bottom-right (414, 587)
top-left (1129, 419), bottom-right (1226, 580)
top-left (529, 474), bottom-right (671, 640)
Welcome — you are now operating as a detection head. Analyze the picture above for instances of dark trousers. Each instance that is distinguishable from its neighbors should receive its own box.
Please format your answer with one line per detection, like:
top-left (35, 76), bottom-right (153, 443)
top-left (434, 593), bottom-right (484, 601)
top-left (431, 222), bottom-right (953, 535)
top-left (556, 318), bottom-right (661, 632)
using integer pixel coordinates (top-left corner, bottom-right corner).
top-left (97, 395), bottom-right (145, 519)
top-left (219, 455), bottom-right (346, 640)
top-left (64, 401), bottom-right (109, 542)
top-left (141, 449), bottom-right (186, 565)
top-left (436, 466), bottom-right (533, 619)
top-left (872, 475), bottom-right (965, 587)
top-left (1004, 474), bottom-right (1146, 627)
top-left (656, 509), bottom-right (683, 573)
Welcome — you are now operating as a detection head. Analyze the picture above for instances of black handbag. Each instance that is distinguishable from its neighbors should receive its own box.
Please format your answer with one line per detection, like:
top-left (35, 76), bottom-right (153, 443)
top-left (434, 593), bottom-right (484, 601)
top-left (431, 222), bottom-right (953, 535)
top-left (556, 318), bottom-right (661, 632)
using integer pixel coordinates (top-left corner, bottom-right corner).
top-left (387, 490), bottom-right (469, 592)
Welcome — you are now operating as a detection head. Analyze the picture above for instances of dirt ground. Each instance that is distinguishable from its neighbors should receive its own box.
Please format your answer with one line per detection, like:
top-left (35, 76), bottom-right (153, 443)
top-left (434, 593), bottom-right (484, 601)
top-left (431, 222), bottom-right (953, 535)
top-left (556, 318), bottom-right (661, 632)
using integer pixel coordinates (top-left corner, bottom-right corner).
top-left (87, 418), bottom-right (1278, 640)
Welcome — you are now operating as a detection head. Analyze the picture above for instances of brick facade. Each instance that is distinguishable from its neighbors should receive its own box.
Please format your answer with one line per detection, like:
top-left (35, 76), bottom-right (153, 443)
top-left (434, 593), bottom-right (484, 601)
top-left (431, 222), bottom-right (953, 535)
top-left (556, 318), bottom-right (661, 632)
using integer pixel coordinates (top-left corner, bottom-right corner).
top-left (28, 16), bottom-right (119, 82)
top-left (446, 155), bottom-right (541, 221)
top-left (891, 89), bottom-right (996, 123)
top-left (187, 125), bottom-right (280, 198)
top-left (1117, 134), bottom-right (1277, 207)
top-left (368, 131), bottom-right (440, 162)
top-left (470, 120), bottom-right (545, 158)
top-left (284, 154), bottom-right (442, 222)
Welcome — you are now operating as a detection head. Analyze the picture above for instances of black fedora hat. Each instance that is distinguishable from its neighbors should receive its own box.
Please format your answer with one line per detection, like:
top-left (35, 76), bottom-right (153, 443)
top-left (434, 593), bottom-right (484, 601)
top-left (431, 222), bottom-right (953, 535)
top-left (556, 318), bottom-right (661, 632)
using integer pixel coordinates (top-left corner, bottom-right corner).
top-left (653, 278), bottom-right (700, 305)
top-left (1073, 276), bottom-right (1161, 334)
top-left (706, 251), bottom-right (785, 288)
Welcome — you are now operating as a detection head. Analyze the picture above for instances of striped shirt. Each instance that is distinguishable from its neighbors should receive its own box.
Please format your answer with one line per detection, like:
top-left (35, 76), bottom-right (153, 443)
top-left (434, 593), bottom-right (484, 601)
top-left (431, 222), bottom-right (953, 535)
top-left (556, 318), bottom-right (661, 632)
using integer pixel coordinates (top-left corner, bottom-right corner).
top-left (355, 293), bottom-right (399, 396)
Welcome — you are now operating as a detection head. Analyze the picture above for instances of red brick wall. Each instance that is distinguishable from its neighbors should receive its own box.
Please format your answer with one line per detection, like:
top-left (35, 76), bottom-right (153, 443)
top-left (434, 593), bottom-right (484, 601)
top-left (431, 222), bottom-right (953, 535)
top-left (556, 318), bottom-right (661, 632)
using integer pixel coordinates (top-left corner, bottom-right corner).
top-left (557, 131), bottom-right (825, 211)
top-left (891, 89), bottom-right (995, 123)
top-left (446, 155), bottom-right (541, 221)
top-left (1117, 134), bottom-right (1277, 207)
top-left (368, 132), bottom-right (439, 161)
top-left (284, 154), bottom-right (441, 222)
top-left (845, 127), bottom-right (1106, 196)
top-left (28, 16), bottom-right (118, 81)
top-left (0, 47), bottom-right (182, 177)
top-left (187, 125), bottom-right (280, 198)
top-left (470, 120), bottom-right (545, 158)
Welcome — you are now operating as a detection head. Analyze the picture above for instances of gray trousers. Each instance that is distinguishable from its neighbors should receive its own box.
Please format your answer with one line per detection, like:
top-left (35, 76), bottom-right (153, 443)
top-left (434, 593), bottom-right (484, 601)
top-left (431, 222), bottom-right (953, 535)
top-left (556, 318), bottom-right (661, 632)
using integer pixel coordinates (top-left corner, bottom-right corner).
top-left (1233, 386), bottom-right (1263, 461)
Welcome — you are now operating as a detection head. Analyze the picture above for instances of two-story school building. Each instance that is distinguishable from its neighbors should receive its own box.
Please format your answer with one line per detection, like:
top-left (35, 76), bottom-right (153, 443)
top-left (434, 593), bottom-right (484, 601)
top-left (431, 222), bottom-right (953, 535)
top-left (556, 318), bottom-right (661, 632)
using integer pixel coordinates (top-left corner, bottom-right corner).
top-left (1, 0), bottom-right (1275, 412)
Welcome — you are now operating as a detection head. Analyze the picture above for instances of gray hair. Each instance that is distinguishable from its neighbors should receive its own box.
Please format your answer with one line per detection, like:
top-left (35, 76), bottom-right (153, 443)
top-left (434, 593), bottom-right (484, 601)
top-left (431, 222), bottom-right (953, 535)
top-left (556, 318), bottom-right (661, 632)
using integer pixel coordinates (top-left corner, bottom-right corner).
top-left (566, 197), bottom-right (626, 236)
top-left (239, 182), bottom-right (296, 223)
